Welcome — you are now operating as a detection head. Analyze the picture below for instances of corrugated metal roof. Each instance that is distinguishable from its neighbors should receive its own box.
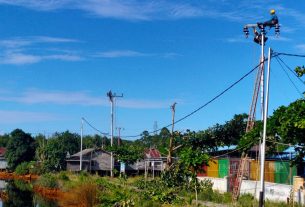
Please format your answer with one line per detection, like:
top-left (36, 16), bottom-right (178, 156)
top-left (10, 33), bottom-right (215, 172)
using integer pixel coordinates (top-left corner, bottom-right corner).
top-left (144, 148), bottom-right (161, 158)
top-left (0, 147), bottom-right (6, 157)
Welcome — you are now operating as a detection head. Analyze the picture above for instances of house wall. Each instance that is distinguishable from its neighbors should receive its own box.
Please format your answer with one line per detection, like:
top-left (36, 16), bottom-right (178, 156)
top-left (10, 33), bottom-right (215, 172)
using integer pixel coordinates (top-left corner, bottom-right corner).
top-left (0, 160), bottom-right (7, 169)
top-left (198, 176), bottom-right (305, 205)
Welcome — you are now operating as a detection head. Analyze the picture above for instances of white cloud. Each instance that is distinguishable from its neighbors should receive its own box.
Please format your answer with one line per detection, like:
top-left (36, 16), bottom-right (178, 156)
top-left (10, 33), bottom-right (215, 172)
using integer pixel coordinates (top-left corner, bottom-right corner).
top-left (0, 53), bottom-right (42, 65)
top-left (0, 52), bottom-right (82, 65)
top-left (0, 0), bottom-right (205, 21)
top-left (0, 36), bottom-right (82, 65)
top-left (0, 89), bottom-right (175, 109)
top-left (95, 50), bottom-right (181, 59)
top-left (96, 50), bottom-right (149, 58)
top-left (0, 110), bottom-right (61, 124)
top-left (295, 44), bottom-right (305, 52)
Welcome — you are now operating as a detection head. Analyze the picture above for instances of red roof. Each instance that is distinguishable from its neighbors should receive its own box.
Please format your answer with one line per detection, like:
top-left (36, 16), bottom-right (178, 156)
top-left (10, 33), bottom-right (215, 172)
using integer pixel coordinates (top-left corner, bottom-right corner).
top-left (0, 147), bottom-right (6, 156)
top-left (144, 148), bottom-right (161, 158)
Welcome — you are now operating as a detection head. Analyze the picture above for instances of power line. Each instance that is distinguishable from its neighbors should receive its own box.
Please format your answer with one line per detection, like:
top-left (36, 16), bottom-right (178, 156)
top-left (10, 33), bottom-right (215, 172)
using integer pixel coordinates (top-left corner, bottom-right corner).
top-left (274, 52), bottom-right (305, 58)
top-left (275, 55), bottom-right (305, 86)
top-left (211, 141), bottom-right (255, 159)
top-left (81, 117), bottom-right (109, 136)
top-left (274, 56), bottom-right (304, 97)
top-left (124, 61), bottom-right (263, 138)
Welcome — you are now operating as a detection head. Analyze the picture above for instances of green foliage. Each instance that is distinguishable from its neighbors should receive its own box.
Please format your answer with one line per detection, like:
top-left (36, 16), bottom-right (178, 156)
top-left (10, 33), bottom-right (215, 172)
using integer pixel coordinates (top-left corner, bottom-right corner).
top-left (5, 129), bottom-right (36, 170)
top-left (295, 66), bottom-right (305, 77)
top-left (37, 173), bottom-right (59, 188)
top-left (58, 171), bottom-right (70, 181)
top-left (96, 178), bottom-right (136, 207)
top-left (0, 133), bottom-right (10, 147)
top-left (15, 162), bottom-right (30, 175)
top-left (43, 131), bottom-right (80, 171)
top-left (108, 145), bottom-right (143, 165)
top-left (83, 134), bottom-right (105, 148)
top-left (136, 179), bottom-right (183, 205)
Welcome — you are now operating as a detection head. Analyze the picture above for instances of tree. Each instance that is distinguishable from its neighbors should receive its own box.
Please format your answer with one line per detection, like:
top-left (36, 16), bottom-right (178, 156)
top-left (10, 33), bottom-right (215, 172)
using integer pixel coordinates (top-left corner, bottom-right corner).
top-left (0, 133), bottom-right (10, 147)
top-left (5, 129), bottom-right (36, 170)
top-left (238, 99), bottom-right (305, 164)
top-left (35, 134), bottom-right (47, 163)
top-left (109, 145), bottom-right (143, 165)
top-left (295, 66), bottom-right (305, 77)
top-left (43, 131), bottom-right (80, 171)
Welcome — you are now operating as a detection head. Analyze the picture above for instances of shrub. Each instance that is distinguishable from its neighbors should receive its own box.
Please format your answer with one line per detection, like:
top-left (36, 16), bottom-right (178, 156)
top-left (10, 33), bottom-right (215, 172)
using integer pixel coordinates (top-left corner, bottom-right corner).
top-left (37, 173), bottom-right (58, 188)
top-left (60, 181), bottom-right (98, 207)
top-left (15, 162), bottom-right (29, 175)
top-left (58, 171), bottom-right (69, 181)
top-left (28, 161), bottom-right (44, 175)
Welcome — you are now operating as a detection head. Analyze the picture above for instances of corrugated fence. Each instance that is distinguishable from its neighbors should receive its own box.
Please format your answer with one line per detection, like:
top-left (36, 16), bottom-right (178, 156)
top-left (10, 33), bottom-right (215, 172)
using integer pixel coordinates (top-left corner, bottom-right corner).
top-left (201, 158), bottom-right (297, 185)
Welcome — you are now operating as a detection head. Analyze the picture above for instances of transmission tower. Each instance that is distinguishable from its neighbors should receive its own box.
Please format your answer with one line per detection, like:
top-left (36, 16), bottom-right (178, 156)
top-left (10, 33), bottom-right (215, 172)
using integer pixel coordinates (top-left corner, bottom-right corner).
top-left (153, 121), bottom-right (158, 135)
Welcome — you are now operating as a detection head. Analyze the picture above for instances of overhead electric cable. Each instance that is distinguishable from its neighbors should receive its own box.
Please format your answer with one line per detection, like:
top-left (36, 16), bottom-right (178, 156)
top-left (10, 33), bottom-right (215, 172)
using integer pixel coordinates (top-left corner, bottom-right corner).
top-left (123, 61), bottom-right (264, 139)
top-left (274, 52), bottom-right (305, 58)
top-left (274, 56), bottom-right (304, 97)
top-left (211, 141), bottom-right (255, 159)
top-left (82, 117), bottom-right (109, 136)
top-left (275, 56), bottom-right (305, 86)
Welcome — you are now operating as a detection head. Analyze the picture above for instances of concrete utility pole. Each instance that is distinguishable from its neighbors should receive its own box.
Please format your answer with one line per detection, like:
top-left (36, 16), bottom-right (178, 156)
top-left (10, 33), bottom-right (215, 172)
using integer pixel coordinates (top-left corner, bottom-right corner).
top-left (80, 118), bottom-right (84, 171)
top-left (259, 47), bottom-right (272, 207)
top-left (107, 90), bottom-right (123, 177)
top-left (243, 14), bottom-right (279, 207)
top-left (167, 102), bottom-right (177, 167)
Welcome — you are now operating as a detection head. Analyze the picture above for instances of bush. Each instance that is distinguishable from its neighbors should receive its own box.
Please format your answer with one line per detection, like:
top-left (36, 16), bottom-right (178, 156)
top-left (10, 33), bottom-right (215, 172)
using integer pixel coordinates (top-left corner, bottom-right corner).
top-left (237, 194), bottom-right (254, 207)
top-left (28, 161), bottom-right (44, 175)
top-left (15, 162), bottom-right (29, 175)
top-left (37, 173), bottom-right (58, 188)
top-left (58, 171), bottom-right (69, 181)
top-left (60, 181), bottom-right (98, 207)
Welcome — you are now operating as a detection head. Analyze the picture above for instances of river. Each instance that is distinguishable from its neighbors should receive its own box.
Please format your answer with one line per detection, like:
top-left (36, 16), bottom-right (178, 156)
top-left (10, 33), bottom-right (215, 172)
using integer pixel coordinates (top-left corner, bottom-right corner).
top-left (0, 180), bottom-right (58, 207)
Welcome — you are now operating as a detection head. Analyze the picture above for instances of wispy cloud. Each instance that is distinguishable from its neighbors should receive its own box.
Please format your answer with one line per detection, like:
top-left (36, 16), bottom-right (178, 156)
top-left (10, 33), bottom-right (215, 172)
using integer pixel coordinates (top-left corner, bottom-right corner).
top-left (295, 44), bottom-right (305, 52)
top-left (0, 0), bottom-right (204, 21)
top-left (96, 50), bottom-right (149, 58)
top-left (1, 0), bottom-right (304, 28)
top-left (95, 50), bottom-right (181, 59)
top-left (0, 89), bottom-right (175, 109)
top-left (0, 36), bottom-right (82, 65)
top-left (0, 110), bottom-right (61, 124)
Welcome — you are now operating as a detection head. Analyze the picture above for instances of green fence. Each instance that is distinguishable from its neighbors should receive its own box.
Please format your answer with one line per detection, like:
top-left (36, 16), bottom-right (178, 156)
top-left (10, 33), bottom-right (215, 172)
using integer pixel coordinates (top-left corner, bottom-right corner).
top-left (218, 159), bottom-right (229, 178)
top-left (274, 161), bottom-right (297, 184)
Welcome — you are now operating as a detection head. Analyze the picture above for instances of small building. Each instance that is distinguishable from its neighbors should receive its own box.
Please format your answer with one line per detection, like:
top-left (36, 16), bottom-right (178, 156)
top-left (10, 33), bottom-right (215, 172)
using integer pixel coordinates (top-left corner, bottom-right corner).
top-left (128, 148), bottom-right (167, 176)
top-left (0, 147), bottom-right (7, 170)
top-left (66, 148), bottom-right (119, 175)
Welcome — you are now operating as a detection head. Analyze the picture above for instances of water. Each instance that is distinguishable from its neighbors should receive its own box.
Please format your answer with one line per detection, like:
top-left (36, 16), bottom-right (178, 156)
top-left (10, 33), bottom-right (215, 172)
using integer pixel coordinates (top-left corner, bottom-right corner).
top-left (0, 180), bottom-right (58, 207)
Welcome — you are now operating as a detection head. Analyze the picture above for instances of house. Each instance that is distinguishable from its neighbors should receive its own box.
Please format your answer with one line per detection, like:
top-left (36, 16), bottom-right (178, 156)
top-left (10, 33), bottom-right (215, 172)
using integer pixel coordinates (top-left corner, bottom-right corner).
top-left (66, 148), bottom-right (119, 175)
top-left (0, 147), bottom-right (7, 170)
top-left (128, 148), bottom-right (167, 176)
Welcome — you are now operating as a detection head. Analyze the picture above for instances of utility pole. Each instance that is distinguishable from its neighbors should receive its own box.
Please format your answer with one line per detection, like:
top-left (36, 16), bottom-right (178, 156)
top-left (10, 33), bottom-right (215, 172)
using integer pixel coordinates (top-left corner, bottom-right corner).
top-left (107, 90), bottom-right (123, 177)
top-left (259, 47), bottom-right (272, 207)
top-left (116, 127), bottom-right (124, 146)
top-left (167, 102), bottom-right (177, 167)
top-left (80, 118), bottom-right (84, 171)
top-left (242, 14), bottom-right (279, 206)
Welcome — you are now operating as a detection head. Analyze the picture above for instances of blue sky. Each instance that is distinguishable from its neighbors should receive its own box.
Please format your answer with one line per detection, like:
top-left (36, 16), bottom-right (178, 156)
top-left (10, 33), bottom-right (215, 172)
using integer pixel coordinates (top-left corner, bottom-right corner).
top-left (0, 0), bottom-right (304, 139)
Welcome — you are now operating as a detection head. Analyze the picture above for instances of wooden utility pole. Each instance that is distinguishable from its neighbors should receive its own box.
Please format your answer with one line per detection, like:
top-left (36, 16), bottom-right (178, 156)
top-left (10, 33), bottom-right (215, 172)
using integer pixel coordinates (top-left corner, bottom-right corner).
top-left (167, 102), bottom-right (177, 167)
top-left (116, 127), bottom-right (124, 146)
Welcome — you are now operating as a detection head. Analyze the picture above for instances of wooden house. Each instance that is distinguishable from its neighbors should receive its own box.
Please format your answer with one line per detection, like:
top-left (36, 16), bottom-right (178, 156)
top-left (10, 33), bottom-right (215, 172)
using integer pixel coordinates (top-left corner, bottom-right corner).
top-left (66, 148), bottom-right (119, 175)
top-left (0, 147), bottom-right (7, 170)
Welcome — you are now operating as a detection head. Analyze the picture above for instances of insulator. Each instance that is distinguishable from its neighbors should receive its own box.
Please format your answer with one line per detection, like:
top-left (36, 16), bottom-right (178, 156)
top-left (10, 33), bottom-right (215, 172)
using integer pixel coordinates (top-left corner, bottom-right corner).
top-left (275, 24), bottom-right (280, 33)
top-left (243, 27), bottom-right (249, 33)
